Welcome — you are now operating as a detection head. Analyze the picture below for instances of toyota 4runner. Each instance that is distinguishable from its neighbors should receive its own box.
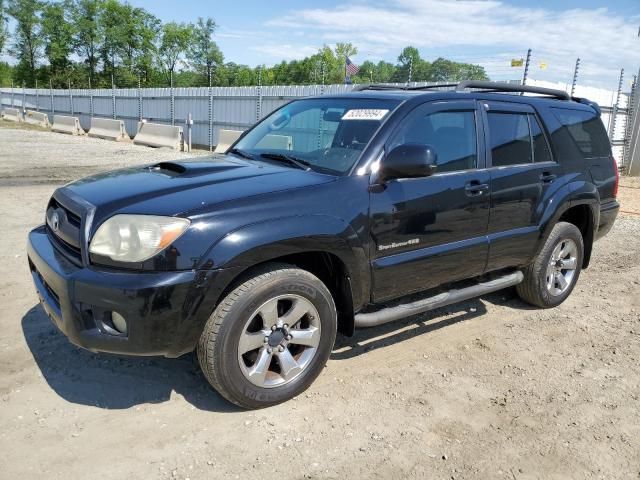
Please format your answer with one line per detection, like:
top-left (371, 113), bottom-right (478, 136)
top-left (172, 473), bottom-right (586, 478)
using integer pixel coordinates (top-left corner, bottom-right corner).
top-left (27, 81), bottom-right (620, 408)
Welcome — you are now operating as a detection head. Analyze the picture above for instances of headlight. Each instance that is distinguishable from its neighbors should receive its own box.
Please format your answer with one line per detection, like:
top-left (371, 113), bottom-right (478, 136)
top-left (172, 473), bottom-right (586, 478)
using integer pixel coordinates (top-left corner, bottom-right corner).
top-left (89, 214), bottom-right (190, 263)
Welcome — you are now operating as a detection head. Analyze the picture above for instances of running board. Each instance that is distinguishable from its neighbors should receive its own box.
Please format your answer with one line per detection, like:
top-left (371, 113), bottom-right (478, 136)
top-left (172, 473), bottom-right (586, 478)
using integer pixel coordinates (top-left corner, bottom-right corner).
top-left (354, 271), bottom-right (524, 328)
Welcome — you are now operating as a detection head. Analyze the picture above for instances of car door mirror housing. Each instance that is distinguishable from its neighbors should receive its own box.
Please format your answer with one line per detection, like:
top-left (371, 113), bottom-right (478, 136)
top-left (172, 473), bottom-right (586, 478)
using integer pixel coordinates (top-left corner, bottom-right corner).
top-left (379, 144), bottom-right (437, 182)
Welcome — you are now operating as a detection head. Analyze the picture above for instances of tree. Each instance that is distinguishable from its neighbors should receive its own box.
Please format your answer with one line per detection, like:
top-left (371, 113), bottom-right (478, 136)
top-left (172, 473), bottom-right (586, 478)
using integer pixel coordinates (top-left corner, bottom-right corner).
top-left (70, 0), bottom-right (104, 84)
top-left (7, 0), bottom-right (43, 86)
top-left (334, 42), bottom-right (357, 81)
top-left (127, 8), bottom-right (160, 83)
top-left (187, 17), bottom-right (223, 85)
top-left (41, 1), bottom-right (74, 85)
top-left (392, 46), bottom-right (421, 82)
top-left (0, 0), bottom-right (7, 53)
top-left (99, 0), bottom-right (129, 77)
top-left (157, 21), bottom-right (193, 86)
top-left (429, 57), bottom-right (488, 81)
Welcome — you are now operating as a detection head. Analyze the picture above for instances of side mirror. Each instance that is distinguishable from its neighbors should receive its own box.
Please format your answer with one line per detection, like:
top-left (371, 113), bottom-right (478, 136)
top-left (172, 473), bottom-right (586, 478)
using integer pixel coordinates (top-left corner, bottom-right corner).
top-left (379, 144), bottom-right (437, 182)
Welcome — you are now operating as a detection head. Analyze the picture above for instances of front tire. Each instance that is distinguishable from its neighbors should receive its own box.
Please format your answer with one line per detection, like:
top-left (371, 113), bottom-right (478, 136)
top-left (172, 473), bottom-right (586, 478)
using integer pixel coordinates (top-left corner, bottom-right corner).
top-left (517, 221), bottom-right (584, 308)
top-left (197, 263), bottom-right (337, 409)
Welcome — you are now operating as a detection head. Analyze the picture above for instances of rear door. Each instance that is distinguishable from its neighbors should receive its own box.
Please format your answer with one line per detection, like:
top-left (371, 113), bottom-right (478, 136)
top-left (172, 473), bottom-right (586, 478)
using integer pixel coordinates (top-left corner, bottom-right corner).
top-left (481, 101), bottom-right (562, 271)
top-left (369, 100), bottom-right (490, 302)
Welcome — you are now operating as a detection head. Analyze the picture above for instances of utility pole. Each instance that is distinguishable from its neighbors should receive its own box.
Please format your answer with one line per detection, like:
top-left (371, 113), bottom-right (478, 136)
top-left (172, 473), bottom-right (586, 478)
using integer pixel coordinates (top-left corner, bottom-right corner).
top-left (521, 48), bottom-right (532, 94)
top-left (208, 70), bottom-right (213, 152)
top-left (571, 57), bottom-right (580, 97)
top-left (609, 68), bottom-right (624, 141)
top-left (407, 56), bottom-right (413, 86)
top-left (111, 74), bottom-right (116, 119)
top-left (49, 79), bottom-right (54, 116)
top-left (68, 79), bottom-right (73, 115)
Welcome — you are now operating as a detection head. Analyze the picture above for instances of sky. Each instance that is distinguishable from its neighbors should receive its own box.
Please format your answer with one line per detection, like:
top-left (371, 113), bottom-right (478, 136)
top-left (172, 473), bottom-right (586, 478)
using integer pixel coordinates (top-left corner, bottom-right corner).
top-left (126, 0), bottom-right (640, 90)
top-left (8, 0), bottom-right (640, 89)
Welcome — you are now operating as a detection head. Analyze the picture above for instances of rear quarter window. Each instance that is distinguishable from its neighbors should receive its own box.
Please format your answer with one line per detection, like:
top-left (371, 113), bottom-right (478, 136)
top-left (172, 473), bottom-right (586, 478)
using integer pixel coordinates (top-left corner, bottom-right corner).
top-left (551, 108), bottom-right (611, 158)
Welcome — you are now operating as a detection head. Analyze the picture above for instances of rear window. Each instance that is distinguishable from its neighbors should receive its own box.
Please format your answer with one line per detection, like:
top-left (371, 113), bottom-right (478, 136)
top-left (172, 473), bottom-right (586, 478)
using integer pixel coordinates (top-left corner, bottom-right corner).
top-left (551, 108), bottom-right (611, 158)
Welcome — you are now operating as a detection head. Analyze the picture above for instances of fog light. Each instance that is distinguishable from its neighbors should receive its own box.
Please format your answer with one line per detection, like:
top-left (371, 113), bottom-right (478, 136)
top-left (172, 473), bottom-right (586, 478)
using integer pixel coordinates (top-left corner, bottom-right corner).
top-left (111, 311), bottom-right (128, 335)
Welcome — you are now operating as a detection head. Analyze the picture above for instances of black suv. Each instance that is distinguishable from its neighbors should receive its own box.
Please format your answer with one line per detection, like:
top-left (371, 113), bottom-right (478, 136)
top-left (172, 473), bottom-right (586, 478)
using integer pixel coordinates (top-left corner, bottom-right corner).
top-left (27, 81), bottom-right (619, 408)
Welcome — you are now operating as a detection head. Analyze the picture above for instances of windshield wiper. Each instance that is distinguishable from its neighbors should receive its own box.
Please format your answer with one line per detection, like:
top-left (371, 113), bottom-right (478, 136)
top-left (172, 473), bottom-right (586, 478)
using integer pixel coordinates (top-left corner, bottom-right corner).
top-left (259, 152), bottom-right (312, 171)
top-left (228, 147), bottom-right (254, 160)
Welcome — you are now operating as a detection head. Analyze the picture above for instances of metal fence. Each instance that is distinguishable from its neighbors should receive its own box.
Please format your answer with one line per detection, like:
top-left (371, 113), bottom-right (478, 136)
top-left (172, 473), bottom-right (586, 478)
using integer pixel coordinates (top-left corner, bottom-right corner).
top-left (0, 81), bottom-right (636, 168)
top-left (0, 84), bottom-right (356, 149)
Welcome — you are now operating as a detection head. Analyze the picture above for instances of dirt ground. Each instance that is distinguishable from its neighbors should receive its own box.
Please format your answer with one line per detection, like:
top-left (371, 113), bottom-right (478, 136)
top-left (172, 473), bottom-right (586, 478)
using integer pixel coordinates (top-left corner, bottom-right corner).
top-left (1, 123), bottom-right (639, 480)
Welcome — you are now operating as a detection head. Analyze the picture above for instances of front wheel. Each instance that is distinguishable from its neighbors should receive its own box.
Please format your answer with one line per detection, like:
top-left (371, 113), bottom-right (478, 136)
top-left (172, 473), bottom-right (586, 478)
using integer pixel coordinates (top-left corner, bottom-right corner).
top-left (517, 221), bottom-right (584, 308)
top-left (197, 263), bottom-right (337, 409)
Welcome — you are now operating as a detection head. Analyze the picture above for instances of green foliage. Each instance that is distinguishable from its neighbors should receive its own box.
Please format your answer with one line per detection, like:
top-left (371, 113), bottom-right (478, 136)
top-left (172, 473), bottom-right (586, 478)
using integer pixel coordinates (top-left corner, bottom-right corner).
top-left (158, 21), bottom-right (193, 85)
top-left (7, 0), bottom-right (43, 85)
top-left (187, 17), bottom-right (223, 85)
top-left (69, 0), bottom-right (103, 83)
top-left (1, 0), bottom-right (488, 88)
top-left (41, 1), bottom-right (73, 85)
top-left (0, 0), bottom-right (7, 53)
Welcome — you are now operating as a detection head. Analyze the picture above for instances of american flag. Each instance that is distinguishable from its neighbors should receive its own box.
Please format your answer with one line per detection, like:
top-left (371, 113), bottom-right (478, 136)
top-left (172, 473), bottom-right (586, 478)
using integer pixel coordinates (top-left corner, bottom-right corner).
top-left (346, 57), bottom-right (360, 76)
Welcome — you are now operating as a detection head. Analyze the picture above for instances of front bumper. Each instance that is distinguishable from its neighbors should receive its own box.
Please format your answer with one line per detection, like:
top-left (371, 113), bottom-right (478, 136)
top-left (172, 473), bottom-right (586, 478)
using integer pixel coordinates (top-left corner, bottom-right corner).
top-left (27, 225), bottom-right (234, 358)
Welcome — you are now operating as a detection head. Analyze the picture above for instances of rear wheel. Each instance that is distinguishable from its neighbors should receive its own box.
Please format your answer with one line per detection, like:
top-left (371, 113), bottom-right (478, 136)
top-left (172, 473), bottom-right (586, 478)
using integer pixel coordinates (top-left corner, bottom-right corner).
top-left (517, 221), bottom-right (584, 308)
top-left (197, 263), bottom-right (337, 409)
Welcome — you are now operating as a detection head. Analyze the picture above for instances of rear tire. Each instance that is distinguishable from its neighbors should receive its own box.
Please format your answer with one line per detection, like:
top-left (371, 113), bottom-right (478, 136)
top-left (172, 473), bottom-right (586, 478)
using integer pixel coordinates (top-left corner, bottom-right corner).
top-left (197, 263), bottom-right (337, 409)
top-left (517, 221), bottom-right (584, 308)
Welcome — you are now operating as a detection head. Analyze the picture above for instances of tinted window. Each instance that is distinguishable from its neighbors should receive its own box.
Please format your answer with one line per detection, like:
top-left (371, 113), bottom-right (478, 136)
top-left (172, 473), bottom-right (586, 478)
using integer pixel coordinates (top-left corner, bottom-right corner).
top-left (236, 97), bottom-right (401, 174)
top-left (551, 108), bottom-right (611, 158)
top-left (487, 112), bottom-right (532, 166)
top-left (530, 114), bottom-right (553, 163)
top-left (389, 110), bottom-right (477, 173)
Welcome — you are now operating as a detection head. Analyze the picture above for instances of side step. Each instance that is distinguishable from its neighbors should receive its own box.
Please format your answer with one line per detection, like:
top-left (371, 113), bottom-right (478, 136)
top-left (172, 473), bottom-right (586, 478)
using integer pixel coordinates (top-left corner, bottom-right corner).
top-left (354, 271), bottom-right (524, 328)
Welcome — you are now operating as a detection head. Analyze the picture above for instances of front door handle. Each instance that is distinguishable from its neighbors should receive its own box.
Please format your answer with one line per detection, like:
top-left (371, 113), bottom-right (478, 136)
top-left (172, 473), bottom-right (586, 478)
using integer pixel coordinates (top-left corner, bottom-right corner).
top-left (540, 172), bottom-right (557, 184)
top-left (465, 181), bottom-right (489, 196)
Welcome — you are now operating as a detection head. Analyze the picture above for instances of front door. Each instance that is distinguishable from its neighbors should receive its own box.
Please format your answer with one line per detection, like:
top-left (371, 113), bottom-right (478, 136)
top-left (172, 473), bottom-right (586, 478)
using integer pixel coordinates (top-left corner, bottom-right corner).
top-left (369, 100), bottom-right (490, 303)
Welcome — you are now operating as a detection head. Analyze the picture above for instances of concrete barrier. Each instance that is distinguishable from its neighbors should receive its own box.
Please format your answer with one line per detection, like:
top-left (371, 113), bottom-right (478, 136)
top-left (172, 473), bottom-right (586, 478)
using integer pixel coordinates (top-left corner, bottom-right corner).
top-left (51, 115), bottom-right (86, 136)
top-left (24, 110), bottom-right (50, 128)
top-left (256, 134), bottom-right (293, 150)
top-left (214, 129), bottom-right (244, 153)
top-left (133, 122), bottom-right (183, 150)
top-left (1, 108), bottom-right (23, 122)
top-left (88, 117), bottom-right (130, 142)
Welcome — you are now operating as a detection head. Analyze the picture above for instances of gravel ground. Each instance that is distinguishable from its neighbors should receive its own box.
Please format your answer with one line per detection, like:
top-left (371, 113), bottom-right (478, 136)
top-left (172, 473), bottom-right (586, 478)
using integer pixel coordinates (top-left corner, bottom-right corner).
top-left (1, 123), bottom-right (639, 480)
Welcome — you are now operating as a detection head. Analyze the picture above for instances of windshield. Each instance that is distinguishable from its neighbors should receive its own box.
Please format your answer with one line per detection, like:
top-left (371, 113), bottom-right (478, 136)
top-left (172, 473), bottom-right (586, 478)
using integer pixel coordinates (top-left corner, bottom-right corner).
top-left (233, 97), bottom-right (401, 175)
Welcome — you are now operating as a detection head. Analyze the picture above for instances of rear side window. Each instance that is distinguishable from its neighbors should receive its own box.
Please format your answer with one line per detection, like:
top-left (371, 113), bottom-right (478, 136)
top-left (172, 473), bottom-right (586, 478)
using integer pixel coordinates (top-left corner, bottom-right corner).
top-left (551, 108), bottom-right (611, 158)
top-left (487, 112), bottom-right (532, 166)
top-left (530, 114), bottom-right (553, 163)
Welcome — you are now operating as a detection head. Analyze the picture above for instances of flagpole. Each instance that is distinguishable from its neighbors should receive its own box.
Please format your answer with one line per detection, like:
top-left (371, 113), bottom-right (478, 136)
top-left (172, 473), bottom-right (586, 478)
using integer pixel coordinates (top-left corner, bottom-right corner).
top-left (344, 55), bottom-right (348, 84)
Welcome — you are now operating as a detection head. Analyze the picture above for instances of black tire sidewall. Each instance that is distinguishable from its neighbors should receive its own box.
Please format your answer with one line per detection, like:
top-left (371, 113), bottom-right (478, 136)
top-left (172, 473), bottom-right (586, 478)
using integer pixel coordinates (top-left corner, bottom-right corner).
top-left (536, 223), bottom-right (584, 307)
top-left (211, 269), bottom-right (336, 408)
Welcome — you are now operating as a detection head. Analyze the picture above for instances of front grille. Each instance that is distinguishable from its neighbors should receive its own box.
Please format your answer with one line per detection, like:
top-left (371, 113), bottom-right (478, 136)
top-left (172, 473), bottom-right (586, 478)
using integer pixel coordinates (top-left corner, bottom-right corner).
top-left (46, 196), bottom-right (84, 265)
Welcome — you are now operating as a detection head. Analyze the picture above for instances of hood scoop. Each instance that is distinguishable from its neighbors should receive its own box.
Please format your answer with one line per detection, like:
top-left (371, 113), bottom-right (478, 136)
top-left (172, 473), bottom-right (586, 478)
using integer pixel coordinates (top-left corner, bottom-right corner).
top-left (148, 161), bottom-right (245, 178)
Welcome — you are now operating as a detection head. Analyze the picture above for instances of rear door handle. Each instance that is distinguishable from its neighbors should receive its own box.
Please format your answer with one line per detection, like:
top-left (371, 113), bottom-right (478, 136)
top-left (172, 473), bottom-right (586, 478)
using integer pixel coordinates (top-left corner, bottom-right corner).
top-left (465, 181), bottom-right (489, 196)
top-left (540, 172), bottom-right (557, 184)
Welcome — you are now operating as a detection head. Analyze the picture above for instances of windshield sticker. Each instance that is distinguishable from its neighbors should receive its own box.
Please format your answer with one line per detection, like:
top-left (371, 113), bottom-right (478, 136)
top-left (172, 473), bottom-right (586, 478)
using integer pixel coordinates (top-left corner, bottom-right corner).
top-left (342, 109), bottom-right (389, 121)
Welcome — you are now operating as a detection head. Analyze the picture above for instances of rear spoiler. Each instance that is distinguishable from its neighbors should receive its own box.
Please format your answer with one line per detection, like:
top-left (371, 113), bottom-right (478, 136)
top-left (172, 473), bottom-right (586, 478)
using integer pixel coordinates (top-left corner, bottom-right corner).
top-left (573, 97), bottom-right (602, 117)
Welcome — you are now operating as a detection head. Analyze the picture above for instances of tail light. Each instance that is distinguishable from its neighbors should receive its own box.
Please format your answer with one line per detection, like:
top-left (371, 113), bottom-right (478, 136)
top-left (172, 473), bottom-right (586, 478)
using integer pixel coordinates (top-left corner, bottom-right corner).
top-left (612, 156), bottom-right (619, 198)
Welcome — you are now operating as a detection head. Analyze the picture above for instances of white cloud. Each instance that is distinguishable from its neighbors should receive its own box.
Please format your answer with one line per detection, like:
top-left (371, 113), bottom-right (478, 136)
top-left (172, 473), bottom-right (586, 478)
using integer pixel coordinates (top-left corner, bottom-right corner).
top-left (265, 0), bottom-right (640, 88)
top-left (251, 44), bottom-right (319, 61)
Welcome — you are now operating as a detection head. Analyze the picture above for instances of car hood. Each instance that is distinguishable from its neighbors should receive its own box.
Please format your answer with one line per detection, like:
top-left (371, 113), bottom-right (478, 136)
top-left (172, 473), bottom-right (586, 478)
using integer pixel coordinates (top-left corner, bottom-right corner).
top-left (63, 155), bottom-right (336, 218)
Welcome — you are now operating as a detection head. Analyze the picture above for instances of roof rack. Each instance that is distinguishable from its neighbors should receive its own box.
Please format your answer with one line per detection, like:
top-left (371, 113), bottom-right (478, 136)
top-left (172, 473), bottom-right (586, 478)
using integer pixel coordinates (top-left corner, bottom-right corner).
top-left (353, 80), bottom-right (572, 101)
top-left (455, 80), bottom-right (571, 100)
top-left (352, 83), bottom-right (458, 92)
